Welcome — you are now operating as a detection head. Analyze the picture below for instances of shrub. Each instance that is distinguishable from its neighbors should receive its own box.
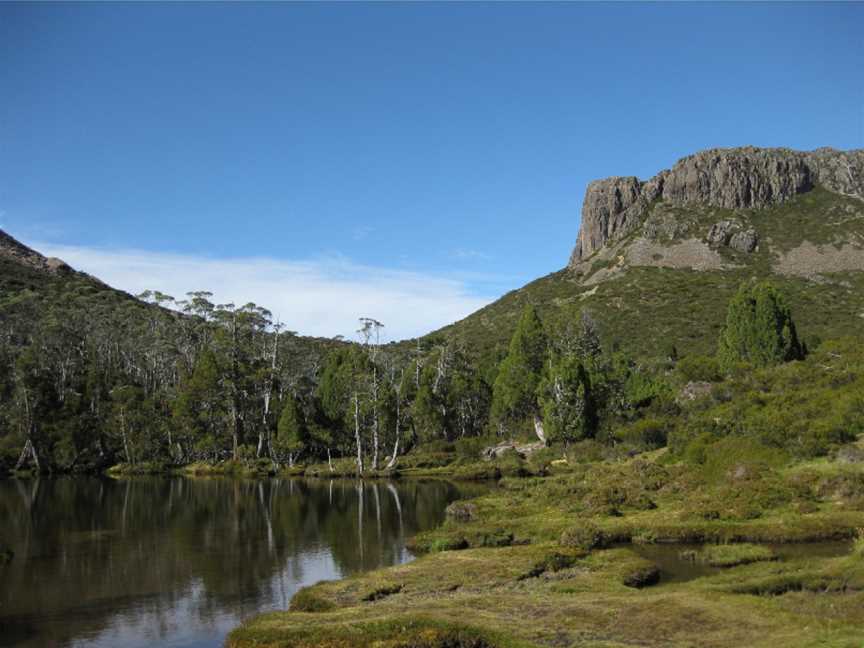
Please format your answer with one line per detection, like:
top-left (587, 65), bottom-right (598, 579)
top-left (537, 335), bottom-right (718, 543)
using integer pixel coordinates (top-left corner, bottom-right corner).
top-left (289, 587), bottom-right (336, 612)
top-left (560, 521), bottom-right (606, 550)
top-left (677, 355), bottom-right (722, 383)
top-left (526, 446), bottom-right (562, 474)
top-left (496, 449), bottom-right (532, 478)
top-left (564, 440), bottom-right (606, 464)
top-left (445, 501), bottom-right (478, 522)
top-left (616, 417), bottom-right (670, 449)
top-left (452, 462), bottom-right (501, 481)
top-left (519, 552), bottom-right (579, 580)
top-left (472, 529), bottom-right (514, 548)
top-left (454, 436), bottom-right (491, 459)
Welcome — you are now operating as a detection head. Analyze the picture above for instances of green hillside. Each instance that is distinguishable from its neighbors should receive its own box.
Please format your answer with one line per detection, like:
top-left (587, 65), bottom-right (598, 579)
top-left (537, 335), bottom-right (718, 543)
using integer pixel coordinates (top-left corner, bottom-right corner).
top-left (433, 186), bottom-right (864, 361)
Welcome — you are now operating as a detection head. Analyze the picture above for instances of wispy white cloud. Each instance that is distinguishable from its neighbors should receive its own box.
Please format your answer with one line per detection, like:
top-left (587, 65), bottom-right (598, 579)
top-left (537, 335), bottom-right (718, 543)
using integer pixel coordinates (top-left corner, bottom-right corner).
top-left (27, 242), bottom-right (494, 342)
top-left (452, 248), bottom-right (491, 261)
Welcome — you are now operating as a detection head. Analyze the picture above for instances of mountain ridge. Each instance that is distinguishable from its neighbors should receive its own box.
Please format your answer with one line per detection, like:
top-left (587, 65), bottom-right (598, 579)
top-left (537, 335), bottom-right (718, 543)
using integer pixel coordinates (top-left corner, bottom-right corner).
top-left (431, 146), bottom-right (864, 360)
top-left (569, 146), bottom-right (864, 266)
top-left (3, 145), bottom-right (863, 361)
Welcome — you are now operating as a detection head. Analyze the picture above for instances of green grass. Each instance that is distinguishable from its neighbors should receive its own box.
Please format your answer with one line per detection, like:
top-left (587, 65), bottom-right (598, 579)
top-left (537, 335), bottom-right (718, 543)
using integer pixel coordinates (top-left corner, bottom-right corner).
top-left (694, 543), bottom-right (777, 568)
top-left (229, 537), bottom-right (864, 647)
top-left (229, 447), bottom-right (864, 646)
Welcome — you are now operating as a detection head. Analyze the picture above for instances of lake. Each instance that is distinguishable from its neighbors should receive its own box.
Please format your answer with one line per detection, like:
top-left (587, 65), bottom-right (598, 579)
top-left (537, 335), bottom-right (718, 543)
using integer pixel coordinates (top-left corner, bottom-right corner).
top-left (0, 476), bottom-right (483, 647)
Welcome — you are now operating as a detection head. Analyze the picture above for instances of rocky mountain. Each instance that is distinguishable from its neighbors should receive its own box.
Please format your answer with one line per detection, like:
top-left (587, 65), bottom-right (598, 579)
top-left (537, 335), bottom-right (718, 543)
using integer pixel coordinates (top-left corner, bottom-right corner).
top-left (3, 145), bottom-right (863, 365)
top-left (433, 146), bottom-right (864, 360)
top-left (570, 146), bottom-right (864, 265)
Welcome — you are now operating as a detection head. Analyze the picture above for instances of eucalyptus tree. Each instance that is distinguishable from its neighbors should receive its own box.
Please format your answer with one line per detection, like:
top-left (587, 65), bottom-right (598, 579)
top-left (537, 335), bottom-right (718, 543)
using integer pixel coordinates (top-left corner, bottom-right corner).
top-left (357, 317), bottom-right (384, 469)
top-left (385, 361), bottom-right (408, 468)
top-left (11, 347), bottom-right (45, 471)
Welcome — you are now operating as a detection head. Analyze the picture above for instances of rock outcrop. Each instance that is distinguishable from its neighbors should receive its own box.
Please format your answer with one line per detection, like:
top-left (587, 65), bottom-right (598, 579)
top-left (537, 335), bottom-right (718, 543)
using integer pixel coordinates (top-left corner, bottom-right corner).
top-left (706, 220), bottom-right (758, 253)
top-left (0, 228), bottom-right (71, 274)
top-left (570, 147), bottom-right (864, 266)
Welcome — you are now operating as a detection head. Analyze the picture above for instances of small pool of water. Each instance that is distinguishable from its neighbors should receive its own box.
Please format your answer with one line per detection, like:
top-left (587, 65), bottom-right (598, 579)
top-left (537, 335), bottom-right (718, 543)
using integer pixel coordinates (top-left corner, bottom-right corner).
top-left (628, 541), bottom-right (853, 584)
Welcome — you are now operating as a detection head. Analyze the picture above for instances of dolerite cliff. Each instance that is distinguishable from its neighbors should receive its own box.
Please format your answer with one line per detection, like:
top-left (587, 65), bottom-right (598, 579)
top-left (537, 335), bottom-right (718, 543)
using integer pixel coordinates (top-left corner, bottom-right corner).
top-left (431, 145), bottom-right (864, 359)
top-left (569, 147), bottom-right (864, 267)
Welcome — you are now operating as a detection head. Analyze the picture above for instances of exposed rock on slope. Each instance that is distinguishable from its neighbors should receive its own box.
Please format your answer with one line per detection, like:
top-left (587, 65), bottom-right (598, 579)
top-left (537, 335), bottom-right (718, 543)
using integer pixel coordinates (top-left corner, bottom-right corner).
top-left (429, 146), bottom-right (864, 361)
top-left (0, 229), bottom-right (71, 275)
top-left (775, 242), bottom-right (864, 279)
top-left (570, 147), bottom-right (864, 265)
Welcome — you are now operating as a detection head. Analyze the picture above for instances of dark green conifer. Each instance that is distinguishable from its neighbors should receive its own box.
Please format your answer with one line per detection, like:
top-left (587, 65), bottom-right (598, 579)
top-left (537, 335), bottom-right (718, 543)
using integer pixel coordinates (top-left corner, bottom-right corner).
top-left (491, 305), bottom-right (548, 429)
top-left (717, 281), bottom-right (804, 371)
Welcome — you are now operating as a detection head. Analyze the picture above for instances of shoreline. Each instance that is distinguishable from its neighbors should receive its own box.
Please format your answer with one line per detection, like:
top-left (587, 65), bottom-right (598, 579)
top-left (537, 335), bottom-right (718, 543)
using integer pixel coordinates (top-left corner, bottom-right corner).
top-left (226, 445), bottom-right (864, 648)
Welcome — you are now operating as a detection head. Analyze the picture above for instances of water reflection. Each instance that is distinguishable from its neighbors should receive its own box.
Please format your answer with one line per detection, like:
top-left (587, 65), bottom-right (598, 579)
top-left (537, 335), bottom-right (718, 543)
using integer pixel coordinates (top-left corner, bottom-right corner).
top-left (0, 476), bottom-right (482, 648)
top-left (629, 541), bottom-right (853, 584)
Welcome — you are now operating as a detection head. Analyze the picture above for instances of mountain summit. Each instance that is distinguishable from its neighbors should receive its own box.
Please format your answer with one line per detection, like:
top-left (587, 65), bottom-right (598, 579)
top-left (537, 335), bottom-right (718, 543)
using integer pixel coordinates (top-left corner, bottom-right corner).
top-left (435, 146), bottom-right (864, 359)
top-left (570, 146), bottom-right (864, 266)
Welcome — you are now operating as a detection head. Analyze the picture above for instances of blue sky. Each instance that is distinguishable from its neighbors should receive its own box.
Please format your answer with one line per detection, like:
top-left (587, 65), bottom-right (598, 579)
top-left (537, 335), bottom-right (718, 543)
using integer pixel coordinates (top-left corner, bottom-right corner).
top-left (1, 2), bottom-right (862, 339)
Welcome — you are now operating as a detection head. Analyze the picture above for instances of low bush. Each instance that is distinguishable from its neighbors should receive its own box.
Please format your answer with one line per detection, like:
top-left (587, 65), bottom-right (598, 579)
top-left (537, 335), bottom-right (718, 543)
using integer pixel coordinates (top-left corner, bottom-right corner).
top-left (289, 587), bottom-right (336, 612)
top-left (677, 355), bottom-right (722, 383)
top-left (452, 462), bottom-right (501, 481)
top-left (445, 501), bottom-right (478, 522)
top-left (615, 417), bottom-right (671, 450)
top-left (560, 521), bottom-right (606, 550)
top-left (518, 551), bottom-right (580, 580)
top-left (454, 436), bottom-right (493, 459)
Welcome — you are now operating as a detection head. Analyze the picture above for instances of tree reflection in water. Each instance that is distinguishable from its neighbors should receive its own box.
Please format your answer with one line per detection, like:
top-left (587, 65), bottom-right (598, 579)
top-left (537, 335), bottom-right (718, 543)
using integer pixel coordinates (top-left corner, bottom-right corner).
top-left (0, 476), bottom-right (486, 648)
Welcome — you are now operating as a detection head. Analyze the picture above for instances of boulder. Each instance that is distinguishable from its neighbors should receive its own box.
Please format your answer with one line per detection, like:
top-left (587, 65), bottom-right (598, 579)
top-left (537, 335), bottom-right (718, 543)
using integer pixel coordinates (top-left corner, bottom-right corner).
top-left (729, 229), bottom-right (759, 253)
top-left (481, 441), bottom-right (545, 461)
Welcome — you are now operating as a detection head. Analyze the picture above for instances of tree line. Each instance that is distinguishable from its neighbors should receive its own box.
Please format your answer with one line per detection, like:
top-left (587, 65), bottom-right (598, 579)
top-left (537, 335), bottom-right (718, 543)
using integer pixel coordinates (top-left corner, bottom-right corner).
top-left (0, 278), bottom-right (804, 474)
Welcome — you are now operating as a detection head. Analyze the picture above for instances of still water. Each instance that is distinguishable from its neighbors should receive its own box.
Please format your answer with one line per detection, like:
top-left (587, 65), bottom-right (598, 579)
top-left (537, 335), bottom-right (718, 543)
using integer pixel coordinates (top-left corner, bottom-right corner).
top-left (0, 476), bottom-right (483, 647)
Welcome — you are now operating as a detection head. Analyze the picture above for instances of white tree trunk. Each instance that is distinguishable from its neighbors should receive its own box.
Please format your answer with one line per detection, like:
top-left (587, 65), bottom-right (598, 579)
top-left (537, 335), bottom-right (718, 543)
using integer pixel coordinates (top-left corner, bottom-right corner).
top-left (354, 393), bottom-right (364, 474)
top-left (371, 368), bottom-right (379, 470)
top-left (533, 414), bottom-right (547, 446)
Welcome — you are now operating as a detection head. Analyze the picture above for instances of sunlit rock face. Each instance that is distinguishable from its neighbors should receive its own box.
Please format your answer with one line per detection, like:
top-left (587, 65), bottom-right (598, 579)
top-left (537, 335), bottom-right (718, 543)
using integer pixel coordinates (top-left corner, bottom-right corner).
top-left (569, 147), bottom-right (864, 266)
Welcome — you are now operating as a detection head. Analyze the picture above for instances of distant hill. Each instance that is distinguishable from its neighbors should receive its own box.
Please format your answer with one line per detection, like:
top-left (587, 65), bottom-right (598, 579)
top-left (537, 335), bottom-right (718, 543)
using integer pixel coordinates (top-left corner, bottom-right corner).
top-left (4, 146), bottom-right (864, 366)
top-left (431, 147), bottom-right (864, 360)
top-left (0, 228), bottom-right (339, 370)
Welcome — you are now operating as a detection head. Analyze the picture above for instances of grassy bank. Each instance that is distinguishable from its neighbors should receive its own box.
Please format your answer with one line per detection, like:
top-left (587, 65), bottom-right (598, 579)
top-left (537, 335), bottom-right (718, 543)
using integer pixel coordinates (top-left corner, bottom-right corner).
top-left (101, 446), bottom-right (535, 482)
top-left (228, 437), bottom-right (864, 648)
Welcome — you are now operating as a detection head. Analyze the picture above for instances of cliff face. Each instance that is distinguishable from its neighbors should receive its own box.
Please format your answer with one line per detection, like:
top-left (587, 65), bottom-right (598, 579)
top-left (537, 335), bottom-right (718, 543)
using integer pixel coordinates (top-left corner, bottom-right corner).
top-left (569, 147), bottom-right (864, 266)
